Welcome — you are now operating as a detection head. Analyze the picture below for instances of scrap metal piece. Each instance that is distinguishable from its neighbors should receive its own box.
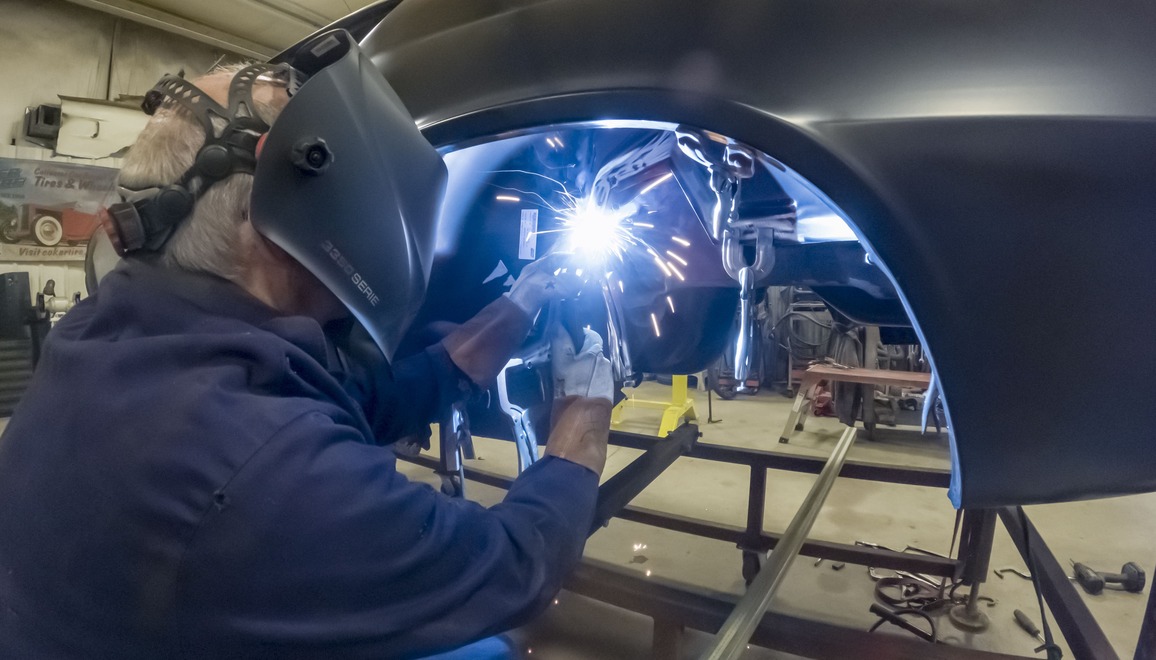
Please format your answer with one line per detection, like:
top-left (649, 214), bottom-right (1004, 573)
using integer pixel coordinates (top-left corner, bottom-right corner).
top-left (994, 567), bottom-right (1033, 581)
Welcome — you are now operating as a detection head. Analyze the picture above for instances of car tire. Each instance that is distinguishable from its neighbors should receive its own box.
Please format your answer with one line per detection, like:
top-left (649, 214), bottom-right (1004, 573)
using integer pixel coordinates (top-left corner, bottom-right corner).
top-left (33, 216), bottom-right (63, 247)
top-left (0, 224), bottom-right (19, 244)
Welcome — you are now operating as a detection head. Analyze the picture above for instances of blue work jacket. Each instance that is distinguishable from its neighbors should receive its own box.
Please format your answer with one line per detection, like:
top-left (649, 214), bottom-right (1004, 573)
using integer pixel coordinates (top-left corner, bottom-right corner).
top-left (0, 260), bottom-right (597, 659)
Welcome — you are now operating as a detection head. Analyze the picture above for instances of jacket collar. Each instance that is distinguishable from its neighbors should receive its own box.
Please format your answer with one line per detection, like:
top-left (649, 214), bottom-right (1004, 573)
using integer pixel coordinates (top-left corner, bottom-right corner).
top-left (110, 258), bottom-right (334, 367)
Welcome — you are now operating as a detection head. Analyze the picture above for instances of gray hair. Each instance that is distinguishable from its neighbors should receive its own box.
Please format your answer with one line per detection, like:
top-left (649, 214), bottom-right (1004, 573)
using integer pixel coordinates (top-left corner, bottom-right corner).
top-left (117, 63), bottom-right (284, 280)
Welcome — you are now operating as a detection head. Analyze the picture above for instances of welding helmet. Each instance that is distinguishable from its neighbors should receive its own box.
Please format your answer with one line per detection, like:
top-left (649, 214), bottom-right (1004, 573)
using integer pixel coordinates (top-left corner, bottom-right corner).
top-left (105, 29), bottom-right (446, 361)
top-left (251, 29), bottom-right (447, 360)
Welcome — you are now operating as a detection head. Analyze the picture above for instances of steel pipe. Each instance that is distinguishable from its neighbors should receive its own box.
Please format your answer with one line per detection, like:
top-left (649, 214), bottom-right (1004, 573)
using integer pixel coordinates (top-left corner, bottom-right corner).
top-left (590, 424), bottom-right (697, 534)
top-left (702, 425), bottom-right (857, 660)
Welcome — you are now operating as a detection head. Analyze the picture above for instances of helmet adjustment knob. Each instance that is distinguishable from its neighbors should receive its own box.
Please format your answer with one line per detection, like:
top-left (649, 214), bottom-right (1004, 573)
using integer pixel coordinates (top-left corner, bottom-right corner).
top-left (291, 138), bottom-right (333, 175)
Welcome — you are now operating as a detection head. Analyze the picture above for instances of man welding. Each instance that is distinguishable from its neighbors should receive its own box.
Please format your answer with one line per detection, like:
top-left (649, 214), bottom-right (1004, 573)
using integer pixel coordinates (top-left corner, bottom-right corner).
top-left (0, 30), bottom-right (612, 659)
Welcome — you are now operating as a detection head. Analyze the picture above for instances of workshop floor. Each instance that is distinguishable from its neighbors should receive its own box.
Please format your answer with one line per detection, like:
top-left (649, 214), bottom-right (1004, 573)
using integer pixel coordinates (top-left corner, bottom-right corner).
top-left (397, 382), bottom-right (1156, 659)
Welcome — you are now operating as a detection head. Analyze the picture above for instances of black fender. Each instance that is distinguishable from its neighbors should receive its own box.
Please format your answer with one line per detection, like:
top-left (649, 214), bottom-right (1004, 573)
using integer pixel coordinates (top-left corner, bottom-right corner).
top-left (339, 0), bottom-right (1156, 507)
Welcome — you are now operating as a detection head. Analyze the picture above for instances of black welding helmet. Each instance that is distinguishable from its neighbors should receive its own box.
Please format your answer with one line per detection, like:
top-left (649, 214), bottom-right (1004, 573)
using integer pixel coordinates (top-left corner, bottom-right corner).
top-left (251, 29), bottom-right (447, 361)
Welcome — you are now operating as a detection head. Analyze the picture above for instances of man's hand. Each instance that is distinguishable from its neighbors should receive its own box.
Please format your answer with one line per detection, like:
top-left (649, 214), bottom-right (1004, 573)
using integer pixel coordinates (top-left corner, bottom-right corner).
top-left (508, 253), bottom-right (583, 318)
top-left (544, 325), bottom-right (613, 476)
top-left (550, 325), bottom-right (613, 402)
top-left (441, 254), bottom-right (581, 387)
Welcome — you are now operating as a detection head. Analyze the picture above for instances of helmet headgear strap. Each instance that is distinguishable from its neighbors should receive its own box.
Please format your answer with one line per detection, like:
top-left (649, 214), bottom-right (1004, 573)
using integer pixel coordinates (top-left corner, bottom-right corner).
top-left (104, 63), bottom-right (295, 255)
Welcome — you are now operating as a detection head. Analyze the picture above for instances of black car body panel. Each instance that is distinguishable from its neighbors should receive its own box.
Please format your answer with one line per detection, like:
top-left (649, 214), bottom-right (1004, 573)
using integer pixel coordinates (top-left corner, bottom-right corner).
top-left (318, 0), bottom-right (1156, 508)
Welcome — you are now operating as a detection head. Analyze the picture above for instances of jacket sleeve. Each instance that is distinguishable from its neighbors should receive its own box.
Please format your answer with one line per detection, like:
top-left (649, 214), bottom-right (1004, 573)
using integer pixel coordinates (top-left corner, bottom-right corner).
top-left (345, 296), bottom-right (533, 444)
top-left (174, 411), bottom-right (598, 659)
top-left (349, 342), bottom-right (470, 443)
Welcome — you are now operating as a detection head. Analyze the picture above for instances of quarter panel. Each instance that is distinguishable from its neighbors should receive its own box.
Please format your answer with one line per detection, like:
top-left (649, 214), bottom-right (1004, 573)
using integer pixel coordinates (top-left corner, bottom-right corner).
top-left (360, 0), bottom-right (1156, 506)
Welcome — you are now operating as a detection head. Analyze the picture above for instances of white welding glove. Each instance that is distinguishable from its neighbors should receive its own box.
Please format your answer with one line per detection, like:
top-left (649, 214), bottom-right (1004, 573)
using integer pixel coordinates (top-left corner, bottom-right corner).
top-left (508, 253), bottom-right (583, 318)
top-left (546, 324), bottom-right (614, 476)
top-left (550, 325), bottom-right (613, 402)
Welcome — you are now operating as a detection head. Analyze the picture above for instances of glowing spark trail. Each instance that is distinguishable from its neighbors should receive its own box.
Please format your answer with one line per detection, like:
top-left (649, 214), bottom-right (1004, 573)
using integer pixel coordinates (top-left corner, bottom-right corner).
top-left (650, 312), bottom-right (661, 337)
top-left (672, 236), bottom-right (691, 247)
top-left (639, 171), bottom-right (674, 196)
top-left (495, 194), bottom-right (520, 202)
top-left (665, 250), bottom-right (688, 266)
top-left (647, 248), bottom-right (673, 277)
top-left (666, 296), bottom-right (676, 313)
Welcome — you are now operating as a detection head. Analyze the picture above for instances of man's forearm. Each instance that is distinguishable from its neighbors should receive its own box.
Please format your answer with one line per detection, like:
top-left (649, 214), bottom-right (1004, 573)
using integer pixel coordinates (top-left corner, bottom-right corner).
top-left (442, 296), bottom-right (534, 386)
top-left (341, 296), bottom-right (532, 444)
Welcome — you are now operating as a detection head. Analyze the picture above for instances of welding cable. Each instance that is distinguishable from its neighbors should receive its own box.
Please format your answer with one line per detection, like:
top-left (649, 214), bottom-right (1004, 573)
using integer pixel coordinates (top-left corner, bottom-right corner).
top-left (947, 578), bottom-right (968, 602)
top-left (1017, 506), bottom-right (1065, 660)
top-left (868, 603), bottom-right (939, 643)
top-left (873, 576), bottom-right (942, 609)
top-left (770, 310), bottom-right (833, 361)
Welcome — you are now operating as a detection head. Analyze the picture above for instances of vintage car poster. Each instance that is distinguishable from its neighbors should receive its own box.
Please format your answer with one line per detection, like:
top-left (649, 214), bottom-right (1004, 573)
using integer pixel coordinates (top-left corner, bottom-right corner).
top-left (0, 158), bottom-right (118, 262)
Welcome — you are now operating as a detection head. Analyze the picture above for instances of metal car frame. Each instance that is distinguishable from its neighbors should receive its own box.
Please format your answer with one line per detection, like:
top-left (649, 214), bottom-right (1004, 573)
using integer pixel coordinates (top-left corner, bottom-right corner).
top-left (402, 424), bottom-right (1145, 658)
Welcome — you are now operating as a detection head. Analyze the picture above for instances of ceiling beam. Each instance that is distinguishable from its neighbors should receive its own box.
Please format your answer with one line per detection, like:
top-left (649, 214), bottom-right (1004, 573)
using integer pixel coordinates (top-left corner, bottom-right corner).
top-left (242, 0), bottom-right (329, 29)
top-left (61, 0), bottom-right (278, 60)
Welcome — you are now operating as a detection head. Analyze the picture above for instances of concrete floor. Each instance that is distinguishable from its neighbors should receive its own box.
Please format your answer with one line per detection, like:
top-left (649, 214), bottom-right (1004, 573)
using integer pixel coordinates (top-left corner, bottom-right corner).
top-left (397, 382), bottom-right (1156, 659)
top-left (1, 383), bottom-right (1152, 658)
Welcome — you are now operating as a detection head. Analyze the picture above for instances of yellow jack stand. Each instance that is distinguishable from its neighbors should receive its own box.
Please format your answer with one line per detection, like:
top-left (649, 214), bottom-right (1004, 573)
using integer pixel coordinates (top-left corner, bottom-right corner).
top-left (612, 375), bottom-right (697, 436)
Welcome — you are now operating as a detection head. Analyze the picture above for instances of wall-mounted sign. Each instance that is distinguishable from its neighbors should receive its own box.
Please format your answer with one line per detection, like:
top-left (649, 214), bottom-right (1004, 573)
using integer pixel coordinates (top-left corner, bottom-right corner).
top-left (0, 157), bottom-right (117, 262)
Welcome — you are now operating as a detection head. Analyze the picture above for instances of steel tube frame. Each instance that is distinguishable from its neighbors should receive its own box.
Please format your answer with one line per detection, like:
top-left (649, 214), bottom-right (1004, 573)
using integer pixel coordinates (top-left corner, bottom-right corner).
top-left (590, 424), bottom-right (698, 533)
top-left (568, 559), bottom-right (1030, 660)
top-left (399, 425), bottom-right (1122, 658)
top-left (617, 504), bottom-right (959, 577)
top-left (957, 509), bottom-right (997, 585)
top-left (400, 449), bottom-right (964, 579)
top-left (997, 507), bottom-right (1118, 660)
top-left (1137, 566), bottom-right (1156, 659)
top-left (741, 465), bottom-right (767, 583)
top-left (400, 427), bottom-right (960, 577)
top-left (608, 429), bottom-right (951, 489)
top-left (702, 425), bottom-right (858, 660)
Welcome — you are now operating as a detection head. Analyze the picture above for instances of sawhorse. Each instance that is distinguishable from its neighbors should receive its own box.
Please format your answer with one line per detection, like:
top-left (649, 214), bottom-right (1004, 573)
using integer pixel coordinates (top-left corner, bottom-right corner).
top-left (779, 364), bottom-right (932, 443)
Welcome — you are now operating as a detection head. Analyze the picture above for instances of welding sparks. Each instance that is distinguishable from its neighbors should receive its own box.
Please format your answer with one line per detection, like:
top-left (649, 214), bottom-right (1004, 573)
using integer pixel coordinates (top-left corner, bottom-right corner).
top-left (653, 255), bottom-right (673, 277)
top-left (491, 165), bottom-right (693, 304)
top-left (666, 296), bottom-right (675, 313)
top-left (650, 312), bottom-right (661, 337)
top-left (558, 197), bottom-right (641, 267)
top-left (639, 171), bottom-right (674, 196)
